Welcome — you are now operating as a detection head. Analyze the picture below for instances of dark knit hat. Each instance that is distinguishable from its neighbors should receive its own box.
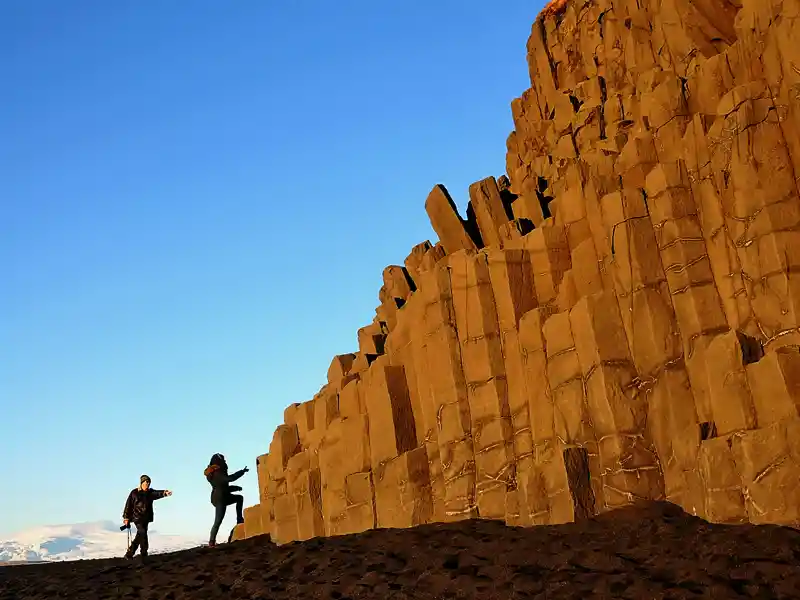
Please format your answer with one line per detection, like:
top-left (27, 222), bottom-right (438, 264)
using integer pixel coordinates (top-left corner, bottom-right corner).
top-left (140, 474), bottom-right (151, 485)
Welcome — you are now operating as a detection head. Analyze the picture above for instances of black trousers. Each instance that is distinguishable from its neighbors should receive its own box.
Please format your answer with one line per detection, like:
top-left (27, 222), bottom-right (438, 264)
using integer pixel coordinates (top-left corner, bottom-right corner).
top-left (127, 521), bottom-right (149, 556)
top-left (209, 494), bottom-right (244, 544)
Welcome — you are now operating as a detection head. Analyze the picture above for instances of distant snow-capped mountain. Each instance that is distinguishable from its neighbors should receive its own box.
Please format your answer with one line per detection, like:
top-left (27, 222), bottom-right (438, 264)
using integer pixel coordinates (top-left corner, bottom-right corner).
top-left (0, 521), bottom-right (204, 563)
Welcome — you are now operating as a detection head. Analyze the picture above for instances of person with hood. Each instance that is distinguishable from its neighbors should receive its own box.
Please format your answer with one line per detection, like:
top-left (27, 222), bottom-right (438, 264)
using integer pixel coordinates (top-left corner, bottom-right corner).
top-left (122, 474), bottom-right (173, 560)
top-left (204, 453), bottom-right (249, 546)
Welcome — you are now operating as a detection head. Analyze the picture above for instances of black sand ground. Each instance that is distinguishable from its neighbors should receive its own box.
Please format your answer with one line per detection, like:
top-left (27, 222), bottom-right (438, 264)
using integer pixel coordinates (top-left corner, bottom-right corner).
top-left (2, 503), bottom-right (799, 599)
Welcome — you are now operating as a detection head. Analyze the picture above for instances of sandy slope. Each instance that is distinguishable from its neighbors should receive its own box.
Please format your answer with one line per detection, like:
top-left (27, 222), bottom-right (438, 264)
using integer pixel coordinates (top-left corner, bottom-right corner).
top-left (1, 503), bottom-right (799, 600)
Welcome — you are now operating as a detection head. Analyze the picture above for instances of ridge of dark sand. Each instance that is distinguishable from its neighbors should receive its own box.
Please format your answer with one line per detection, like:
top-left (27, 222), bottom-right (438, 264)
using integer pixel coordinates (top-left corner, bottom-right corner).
top-left (2, 502), bottom-right (799, 599)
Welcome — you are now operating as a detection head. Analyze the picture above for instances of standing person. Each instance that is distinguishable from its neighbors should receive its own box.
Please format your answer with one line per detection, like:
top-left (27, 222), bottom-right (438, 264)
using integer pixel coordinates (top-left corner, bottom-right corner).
top-left (122, 475), bottom-right (173, 561)
top-left (204, 453), bottom-right (248, 546)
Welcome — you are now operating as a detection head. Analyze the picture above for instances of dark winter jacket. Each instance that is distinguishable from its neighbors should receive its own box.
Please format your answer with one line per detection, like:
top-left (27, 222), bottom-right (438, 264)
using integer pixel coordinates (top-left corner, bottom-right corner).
top-left (122, 488), bottom-right (169, 524)
top-left (204, 457), bottom-right (246, 507)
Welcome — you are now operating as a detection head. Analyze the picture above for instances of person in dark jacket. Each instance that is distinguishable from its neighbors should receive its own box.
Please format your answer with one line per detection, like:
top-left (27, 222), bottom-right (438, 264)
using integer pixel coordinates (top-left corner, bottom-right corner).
top-left (204, 453), bottom-right (248, 546)
top-left (122, 474), bottom-right (173, 560)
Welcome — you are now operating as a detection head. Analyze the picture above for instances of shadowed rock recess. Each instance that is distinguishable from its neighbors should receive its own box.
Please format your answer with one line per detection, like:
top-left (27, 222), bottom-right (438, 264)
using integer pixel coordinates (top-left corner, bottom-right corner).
top-left (236, 0), bottom-right (800, 546)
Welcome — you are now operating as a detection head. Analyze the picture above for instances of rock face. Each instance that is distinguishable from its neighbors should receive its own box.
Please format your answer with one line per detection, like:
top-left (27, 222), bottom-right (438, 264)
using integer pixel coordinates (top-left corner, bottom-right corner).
top-left (242, 0), bottom-right (800, 544)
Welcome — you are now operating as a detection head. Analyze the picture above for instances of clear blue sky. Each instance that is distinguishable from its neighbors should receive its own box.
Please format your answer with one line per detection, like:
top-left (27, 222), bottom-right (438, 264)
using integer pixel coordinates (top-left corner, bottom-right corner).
top-left (0, 0), bottom-right (543, 539)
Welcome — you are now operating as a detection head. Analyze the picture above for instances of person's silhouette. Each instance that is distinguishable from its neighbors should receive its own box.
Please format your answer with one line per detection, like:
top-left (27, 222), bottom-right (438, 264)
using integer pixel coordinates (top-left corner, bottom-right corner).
top-left (122, 475), bottom-right (173, 560)
top-left (204, 453), bottom-right (248, 546)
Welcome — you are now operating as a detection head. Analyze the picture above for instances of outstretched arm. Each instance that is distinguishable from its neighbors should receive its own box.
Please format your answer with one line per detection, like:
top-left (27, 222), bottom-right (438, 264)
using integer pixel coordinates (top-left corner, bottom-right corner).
top-left (151, 489), bottom-right (173, 500)
top-left (227, 468), bottom-right (247, 483)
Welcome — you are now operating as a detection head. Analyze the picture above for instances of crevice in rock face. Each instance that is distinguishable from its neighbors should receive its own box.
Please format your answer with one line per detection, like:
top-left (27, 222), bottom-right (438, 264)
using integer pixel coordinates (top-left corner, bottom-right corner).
top-left (385, 366), bottom-right (419, 453)
top-left (537, 176), bottom-right (554, 219)
top-left (736, 331), bottom-right (765, 365)
top-left (610, 214), bottom-right (651, 256)
top-left (394, 298), bottom-right (406, 309)
top-left (368, 331), bottom-right (388, 356)
top-left (570, 129), bottom-right (581, 157)
top-left (569, 94), bottom-right (584, 113)
top-left (699, 421), bottom-right (718, 441)
top-left (433, 183), bottom-right (485, 250)
top-left (538, 175), bottom-right (549, 194)
top-left (401, 266), bottom-right (417, 293)
top-left (708, 39), bottom-right (729, 54)
top-left (598, 10), bottom-right (607, 39)
top-left (599, 76), bottom-right (608, 140)
top-left (465, 202), bottom-right (486, 249)
top-left (563, 447), bottom-right (596, 522)
top-left (498, 175), bottom-right (518, 221)
top-left (538, 17), bottom-right (560, 91)
top-left (721, 168), bottom-right (731, 188)
top-left (517, 218), bottom-right (535, 236)
top-left (679, 76), bottom-right (690, 110)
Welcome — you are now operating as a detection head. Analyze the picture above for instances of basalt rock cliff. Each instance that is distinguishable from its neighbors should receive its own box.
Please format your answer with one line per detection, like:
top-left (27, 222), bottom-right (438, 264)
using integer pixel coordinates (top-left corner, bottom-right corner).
top-left (237, 0), bottom-right (800, 544)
